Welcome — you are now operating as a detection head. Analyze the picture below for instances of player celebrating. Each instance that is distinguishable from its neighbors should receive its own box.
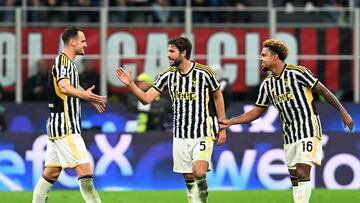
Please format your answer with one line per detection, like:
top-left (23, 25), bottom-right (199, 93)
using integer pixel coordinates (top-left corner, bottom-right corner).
top-left (32, 27), bottom-right (106, 203)
top-left (116, 36), bottom-right (226, 203)
top-left (220, 39), bottom-right (354, 203)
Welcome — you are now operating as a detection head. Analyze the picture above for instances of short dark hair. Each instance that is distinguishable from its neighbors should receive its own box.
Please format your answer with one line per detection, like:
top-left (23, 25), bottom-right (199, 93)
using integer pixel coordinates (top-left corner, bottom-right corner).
top-left (168, 36), bottom-right (192, 59)
top-left (61, 26), bottom-right (83, 44)
top-left (263, 39), bottom-right (288, 61)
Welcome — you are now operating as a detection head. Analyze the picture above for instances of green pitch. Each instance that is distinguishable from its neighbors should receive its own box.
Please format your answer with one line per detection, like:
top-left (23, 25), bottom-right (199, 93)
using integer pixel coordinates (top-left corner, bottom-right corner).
top-left (1, 189), bottom-right (359, 203)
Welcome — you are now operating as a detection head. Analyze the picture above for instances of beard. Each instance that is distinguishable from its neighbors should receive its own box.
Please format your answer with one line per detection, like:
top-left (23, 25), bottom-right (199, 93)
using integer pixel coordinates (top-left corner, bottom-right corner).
top-left (170, 57), bottom-right (182, 67)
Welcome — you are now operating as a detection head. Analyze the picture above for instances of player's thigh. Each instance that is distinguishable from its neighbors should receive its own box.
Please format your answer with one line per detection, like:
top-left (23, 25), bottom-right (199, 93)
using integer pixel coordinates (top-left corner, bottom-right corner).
top-left (55, 134), bottom-right (90, 168)
top-left (173, 137), bottom-right (192, 173)
top-left (297, 136), bottom-right (322, 166)
top-left (192, 136), bottom-right (214, 163)
top-left (191, 136), bottom-right (214, 174)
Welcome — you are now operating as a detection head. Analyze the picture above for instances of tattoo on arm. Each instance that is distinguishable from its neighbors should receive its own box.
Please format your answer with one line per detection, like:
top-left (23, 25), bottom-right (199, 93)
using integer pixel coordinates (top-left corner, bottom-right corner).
top-left (313, 82), bottom-right (345, 113)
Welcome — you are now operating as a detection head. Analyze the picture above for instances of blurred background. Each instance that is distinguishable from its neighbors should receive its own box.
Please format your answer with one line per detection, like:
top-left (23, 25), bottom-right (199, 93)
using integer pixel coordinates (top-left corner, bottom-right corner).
top-left (0, 0), bottom-right (360, 192)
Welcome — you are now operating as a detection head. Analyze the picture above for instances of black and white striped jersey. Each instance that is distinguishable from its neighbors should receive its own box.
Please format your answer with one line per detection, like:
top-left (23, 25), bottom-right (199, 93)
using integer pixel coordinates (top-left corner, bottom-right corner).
top-left (47, 53), bottom-right (81, 139)
top-left (255, 64), bottom-right (322, 144)
top-left (153, 62), bottom-right (220, 139)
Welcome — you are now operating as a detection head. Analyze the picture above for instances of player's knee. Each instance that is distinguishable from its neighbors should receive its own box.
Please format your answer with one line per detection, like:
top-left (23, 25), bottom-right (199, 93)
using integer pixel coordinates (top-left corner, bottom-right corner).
top-left (296, 168), bottom-right (310, 179)
top-left (42, 174), bottom-right (57, 184)
top-left (193, 170), bottom-right (206, 178)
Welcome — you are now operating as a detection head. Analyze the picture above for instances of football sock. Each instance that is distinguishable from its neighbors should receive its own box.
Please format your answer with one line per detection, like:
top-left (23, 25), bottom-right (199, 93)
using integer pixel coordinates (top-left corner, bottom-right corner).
top-left (290, 175), bottom-right (299, 203)
top-left (78, 175), bottom-right (102, 203)
top-left (185, 179), bottom-right (197, 203)
top-left (195, 177), bottom-right (208, 203)
top-left (32, 175), bottom-right (54, 203)
top-left (296, 177), bottom-right (311, 203)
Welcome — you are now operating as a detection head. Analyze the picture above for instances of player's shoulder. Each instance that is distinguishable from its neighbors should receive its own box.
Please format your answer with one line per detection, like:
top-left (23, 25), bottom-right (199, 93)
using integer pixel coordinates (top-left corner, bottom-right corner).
top-left (55, 53), bottom-right (72, 68)
top-left (286, 64), bottom-right (308, 73)
top-left (261, 74), bottom-right (272, 85)
top-left (159, 66), bottom-right (177, 75)
top-left (194, 63), bottom-right (215, 76)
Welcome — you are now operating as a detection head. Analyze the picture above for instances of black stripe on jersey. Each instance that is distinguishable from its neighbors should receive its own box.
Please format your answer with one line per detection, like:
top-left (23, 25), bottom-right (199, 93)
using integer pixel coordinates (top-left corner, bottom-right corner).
top-left (191, 71), bottom-right (198, 139)
top-left (175, 71), bottom-right (181, 138)
top-left (265, 79), bottom-right (275, 105)
top-left (183, 76), bottom-right (190, 138)
top-left (199, 73), bottom-right (206, 138)
top-left (285, 72), bottom-right (301, 144)
top-left (299, 88), bottom-right (314, 139)
top-left (274, 75), bottom-right (294, 144)
top-left (279, 72), bottom-right (295, 144)
top-left (291, 74), bottom-right (307, 142)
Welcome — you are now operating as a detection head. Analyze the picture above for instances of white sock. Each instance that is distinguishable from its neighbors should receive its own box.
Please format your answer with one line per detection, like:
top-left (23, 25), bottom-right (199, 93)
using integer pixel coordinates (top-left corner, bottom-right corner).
top-left (194, 177), bottom-right (208, 203)
top-left (185, 179), bottom-right (198, 203)
top-left (292, 186), bottom-right (299, 203)
top-left (78, 176), bottom-right (102, 203)
top-left (32, 176), bottom-right (53, 203)
top-left (290, 175), bottom-right (299, 203)
top-left (296, 179), bottom-right (312, 203)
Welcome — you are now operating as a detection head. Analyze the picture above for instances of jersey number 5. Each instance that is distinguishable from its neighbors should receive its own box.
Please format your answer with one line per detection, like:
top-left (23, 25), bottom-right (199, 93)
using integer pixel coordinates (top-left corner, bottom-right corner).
top-left (200, 141), bottom-right (206, 151)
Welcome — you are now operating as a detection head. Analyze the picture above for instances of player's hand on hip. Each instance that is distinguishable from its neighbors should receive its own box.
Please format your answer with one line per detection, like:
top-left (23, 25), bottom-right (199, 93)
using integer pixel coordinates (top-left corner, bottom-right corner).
top-left (216, 129), bottom-right (227, 146)
top-left (116, 67), bottom-right (133, 86)
top-left (341, 111), bottom-right (354, 132)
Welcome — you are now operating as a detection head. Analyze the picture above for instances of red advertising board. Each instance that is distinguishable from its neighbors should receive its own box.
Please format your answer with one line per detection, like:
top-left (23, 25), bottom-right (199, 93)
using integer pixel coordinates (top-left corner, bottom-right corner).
top-left (0, 27), bottom-right (353, 94)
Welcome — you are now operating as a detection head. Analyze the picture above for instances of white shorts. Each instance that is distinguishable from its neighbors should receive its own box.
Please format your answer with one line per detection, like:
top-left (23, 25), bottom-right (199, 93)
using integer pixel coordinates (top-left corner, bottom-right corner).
top-left (173, 136), bottom-right (214, 173)
top-left (284, 136), bottom-right (323, 169)
top-left (44, 134), bottom-right (89, 168)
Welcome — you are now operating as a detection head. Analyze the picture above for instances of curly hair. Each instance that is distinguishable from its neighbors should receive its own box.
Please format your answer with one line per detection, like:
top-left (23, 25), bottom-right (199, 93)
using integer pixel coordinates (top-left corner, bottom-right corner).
top-left (263, 39), bottom-right (288, 61)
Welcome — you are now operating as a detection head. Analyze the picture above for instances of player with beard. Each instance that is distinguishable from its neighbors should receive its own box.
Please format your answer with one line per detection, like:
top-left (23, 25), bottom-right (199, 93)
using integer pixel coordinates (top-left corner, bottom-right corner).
top-left (219, 39), bottom-right (354, 203)
top-left (116, 36), bottom-right (227, 203)
top-left (32, 26), bottom-right (106, 203)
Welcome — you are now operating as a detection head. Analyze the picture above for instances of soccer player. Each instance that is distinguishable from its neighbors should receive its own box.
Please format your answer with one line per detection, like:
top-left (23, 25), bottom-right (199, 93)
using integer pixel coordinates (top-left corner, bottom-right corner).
top-left (219, 39), bottom-right (354, 203)
top-left (116, 36), bottom-right (227, 203)
top-left (32, 27), bottom-right (106, 203)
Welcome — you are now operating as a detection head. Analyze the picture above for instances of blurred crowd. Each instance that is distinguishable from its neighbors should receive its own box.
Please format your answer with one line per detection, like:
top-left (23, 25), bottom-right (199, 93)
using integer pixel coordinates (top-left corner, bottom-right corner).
top-left (1, 0), bottom-right (359, 23)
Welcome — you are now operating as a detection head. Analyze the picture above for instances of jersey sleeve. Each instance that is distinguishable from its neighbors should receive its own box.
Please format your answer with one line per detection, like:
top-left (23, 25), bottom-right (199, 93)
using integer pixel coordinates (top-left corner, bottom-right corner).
top-left (297, 68), bottom-right (319, 89)
top-left (255, 80), bottom-right (270, 108)
top-left (54, 56), bottom-right (71, 82)
top-left (152, 72), bottom-right (169, 93)
top-left (205, 70), bottom-right (220, 92)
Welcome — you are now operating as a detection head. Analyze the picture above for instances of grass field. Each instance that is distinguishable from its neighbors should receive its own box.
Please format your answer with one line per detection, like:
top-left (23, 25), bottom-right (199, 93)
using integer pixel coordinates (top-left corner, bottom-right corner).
top-left (1, 189), bottom-right (359, 203)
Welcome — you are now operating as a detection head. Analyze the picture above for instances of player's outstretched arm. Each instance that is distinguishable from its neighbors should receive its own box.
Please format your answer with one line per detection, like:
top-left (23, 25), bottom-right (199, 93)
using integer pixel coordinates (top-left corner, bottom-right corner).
top-left (58, 79), bottom-right (107, 104)
top-left (219, 106), bottom-right (266, 129)
top-left (313, 81), bottom-right (354, 131)
top-left (116, 67), bottom-right (160, 104)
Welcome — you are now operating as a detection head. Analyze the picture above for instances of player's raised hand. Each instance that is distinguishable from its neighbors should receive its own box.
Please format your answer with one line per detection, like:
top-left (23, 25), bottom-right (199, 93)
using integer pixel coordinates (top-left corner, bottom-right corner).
top-left (116, 67), bottom-right (133, 86)
top-left (341, 111), bottom-right (354, 132)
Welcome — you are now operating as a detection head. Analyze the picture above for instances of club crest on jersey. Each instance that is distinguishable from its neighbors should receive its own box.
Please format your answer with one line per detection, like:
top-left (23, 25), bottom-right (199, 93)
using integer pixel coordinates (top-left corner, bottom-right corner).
top-left (192, 79), bottom-right (197, 87)
top-left (284, 79), bottom-right (290, 87)
top-left (173, 82), bottom-right (177, 87)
